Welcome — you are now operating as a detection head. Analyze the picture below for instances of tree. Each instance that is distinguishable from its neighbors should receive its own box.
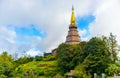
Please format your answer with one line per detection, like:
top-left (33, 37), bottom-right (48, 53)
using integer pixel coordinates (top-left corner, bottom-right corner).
top-left (83, 37), bottom-right (112, 76)
top-left (74, 64), bottom-right (91, 78)
top-left (35, 55), bottom-right (43, 61)
top-left (0, 52), bottom-right (13, 62)
top-left (56, 43), bottom-right (84, 73)
top-left (0, 62), bottom-right (5, 74)
top-left (106, 63), bottom-right (120, 76)
top-left (14, 56), bottom-right (34, 66)
top-left (0, 52), bottom-right (14, 77)
top-left (102, 33), bottom-right (119, 63)
top-left (108, 33), bottom-right (118, 63)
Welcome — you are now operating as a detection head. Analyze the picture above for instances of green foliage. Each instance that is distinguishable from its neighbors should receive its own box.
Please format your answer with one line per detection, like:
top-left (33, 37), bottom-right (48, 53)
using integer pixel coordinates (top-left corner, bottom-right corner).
top-left (56, 39), bottom-right (113, 76)
top-left (44, 68), bottom-right (56, 77)
top-left (13, 60), bottom-right (57, 77)
top-left (0, 51), bottom-right (58, 77)
top-left (102, 33), bottom-right (119, 63)
top-left (74, 64), bottom-right (91, 78)
top-left (2, 62), bottom-right (14, 76)
top-left (14, 56), bottom-right (34, 67)
top-left (35, 55), bottom-right (43, 61)
top-left (107, 33), bottom-right (118, 63)
top-left (56, 43), bottom-right (84, 73)
top-left (0, 74), bottom-right (8, 78)
top-left (16, 56), bottom-right (34, 64)
top-left (0, 52), bottom-right (13, 62)
top-left (0, 34), bottom-right (119, 77)
top-left (0, 52), bottom-right (14, 77)
top-left (0, 62), bottom-right (5, 74)
top-left (35, 68), bottom-right (44, 76)
top-left (106, 63), bottom-right (120, 76)
top-left (43, 55), bottom-right (56, 61)
top-left (84, 37), bottom-right (112, 75)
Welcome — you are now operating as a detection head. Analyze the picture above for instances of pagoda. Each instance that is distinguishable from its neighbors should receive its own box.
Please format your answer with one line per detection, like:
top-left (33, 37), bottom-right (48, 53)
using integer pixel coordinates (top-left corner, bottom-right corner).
top-left (65, 6), bottom-right (80, 44)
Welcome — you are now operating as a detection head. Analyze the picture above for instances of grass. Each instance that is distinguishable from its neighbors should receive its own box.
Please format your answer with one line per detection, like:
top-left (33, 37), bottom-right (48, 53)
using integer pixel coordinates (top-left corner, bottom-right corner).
top-left (15, 60), bottom-right (58, 77)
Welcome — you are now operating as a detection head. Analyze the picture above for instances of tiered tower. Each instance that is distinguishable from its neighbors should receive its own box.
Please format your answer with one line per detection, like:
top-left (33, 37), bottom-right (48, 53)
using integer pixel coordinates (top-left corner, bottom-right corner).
top-left (65, 7), bottom-right (80, 44)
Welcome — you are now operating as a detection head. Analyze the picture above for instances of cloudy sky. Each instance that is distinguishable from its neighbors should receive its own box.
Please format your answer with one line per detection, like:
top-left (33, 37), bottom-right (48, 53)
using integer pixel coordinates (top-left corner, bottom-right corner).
top-left (0, 0), bottom-right (120, 57)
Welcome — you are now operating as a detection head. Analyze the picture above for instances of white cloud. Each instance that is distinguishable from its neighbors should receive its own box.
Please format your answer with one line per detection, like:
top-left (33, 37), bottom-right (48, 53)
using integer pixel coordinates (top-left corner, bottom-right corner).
top-left (0, 25), bottom-right (16, 43)
top-left (0, 25), bottom-right (16, 54)
top-left (26, 48), bottom-right (42, 57)
top-left (0, 25), bottom-right (42, 55)
top-left (0, 0), bottom-right (120, 56)
top-left (79, 29), bottom-right (89, 41)
top-left (89, 0), bottom-right (120, 44)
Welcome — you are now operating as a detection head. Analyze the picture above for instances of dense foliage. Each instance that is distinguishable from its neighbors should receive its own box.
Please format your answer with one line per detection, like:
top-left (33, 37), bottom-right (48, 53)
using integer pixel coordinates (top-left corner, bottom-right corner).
top-left (0, 52), bottom-right (14, 77)
top-left (0, 34), bottom-right (120, 78)
top-left (0, 53), bottom-right (58, 78)
top-left (56, 43), bottom-right (86, 74)
top-left (56, 34), bottom-right (120, 77)
top-left (83, 37), bottom-right (112, 76)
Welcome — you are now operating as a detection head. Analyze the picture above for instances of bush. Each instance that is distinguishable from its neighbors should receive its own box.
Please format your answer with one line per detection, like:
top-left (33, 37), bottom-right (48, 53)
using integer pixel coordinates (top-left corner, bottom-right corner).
top-left (35, 56), bottom-right (43, 61)
top-left (74, 64), bottom-right (91, 78)
top-left (44, 68), bottom-right (57, 77)
top-left (0, 74), bottom-right (8, 78)
top-left (56, 43), bottom-right (84, 73)
top-left (35, 68), bottom-right (44, 76)
top-left (43, 55), bottom-right (56, 61)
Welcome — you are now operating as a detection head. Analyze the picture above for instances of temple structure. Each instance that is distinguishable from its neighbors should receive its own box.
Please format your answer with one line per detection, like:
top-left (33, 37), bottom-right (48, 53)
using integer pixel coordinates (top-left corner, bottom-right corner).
top-left (65, 6), bottom-right (80, 44)
top-left (51, 7), bottom-right (80, 56)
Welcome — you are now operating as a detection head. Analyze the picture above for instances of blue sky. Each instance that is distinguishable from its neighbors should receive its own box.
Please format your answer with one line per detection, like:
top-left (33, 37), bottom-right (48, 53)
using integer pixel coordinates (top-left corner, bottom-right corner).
top-left (13, 15), bottom-right (95, 43)
top-left (77, 15), bottom-right (95, 38)
top-left (0, 0), bottom-right (120, 57)
top-left (77, 15), bottom-right (95, 29)
top-left (14, 25), bottom-right (46, 37)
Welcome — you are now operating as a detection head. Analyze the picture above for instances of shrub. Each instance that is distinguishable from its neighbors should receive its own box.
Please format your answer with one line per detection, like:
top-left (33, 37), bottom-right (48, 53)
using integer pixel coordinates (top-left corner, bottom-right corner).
top-left (43, 55), bottom-right (56, 61)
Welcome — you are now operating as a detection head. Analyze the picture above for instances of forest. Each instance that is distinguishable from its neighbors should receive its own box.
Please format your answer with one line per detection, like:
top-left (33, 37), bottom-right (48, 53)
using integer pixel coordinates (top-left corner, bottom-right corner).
top-left (0, 33), bottom-right (120, 78)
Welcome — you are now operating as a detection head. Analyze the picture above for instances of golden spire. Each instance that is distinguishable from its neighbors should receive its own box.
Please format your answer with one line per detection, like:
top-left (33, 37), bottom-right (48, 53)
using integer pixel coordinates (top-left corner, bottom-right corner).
top-left (71, 6), bottom-right (76, 25)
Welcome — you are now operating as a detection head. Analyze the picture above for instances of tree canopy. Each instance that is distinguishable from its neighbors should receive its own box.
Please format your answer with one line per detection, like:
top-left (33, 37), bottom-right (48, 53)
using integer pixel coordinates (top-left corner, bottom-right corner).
top-left (0, 34), bottom-right (119, 77)
top-left (83, 37), bottom-right (112, 75)
top-left (56, 43), bottom-right (84, 73)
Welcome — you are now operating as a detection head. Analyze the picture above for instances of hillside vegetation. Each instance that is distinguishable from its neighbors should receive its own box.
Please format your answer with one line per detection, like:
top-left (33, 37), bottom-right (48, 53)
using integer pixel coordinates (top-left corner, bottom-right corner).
top-left (0, 33), bottom-right (120, 78)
